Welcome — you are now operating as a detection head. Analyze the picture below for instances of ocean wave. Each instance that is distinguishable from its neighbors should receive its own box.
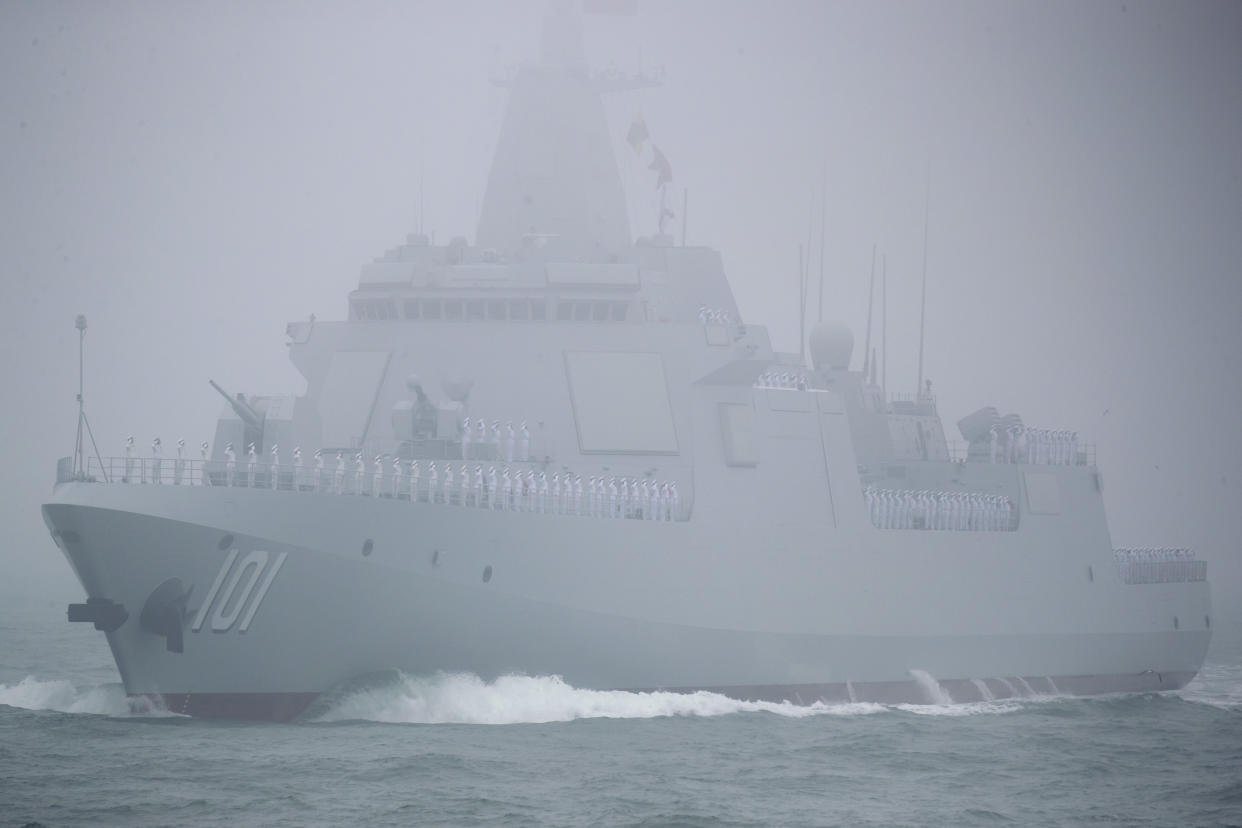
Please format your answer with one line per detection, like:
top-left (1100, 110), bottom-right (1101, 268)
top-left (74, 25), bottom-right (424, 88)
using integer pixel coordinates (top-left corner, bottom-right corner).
top-left (311, 672), bottom-right (1044, 725)
top-left (0, 676), bottom-right (176, 717)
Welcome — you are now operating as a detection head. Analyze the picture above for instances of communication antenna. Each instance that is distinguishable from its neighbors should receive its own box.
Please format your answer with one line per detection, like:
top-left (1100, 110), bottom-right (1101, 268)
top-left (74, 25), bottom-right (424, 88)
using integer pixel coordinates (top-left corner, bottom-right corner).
top-left (681, 186), bottom-right (688, 247)
top-left (881, 254), bottom-right (888, 401)
top-left (72, 315), bottom-right (108, 482)
top-left (816, 163), bottom-right (827, 324)
top-left (862, 243), bottom-right (876, 382)
top-left (797, 243), bottom-right (807, 364)
top-left (917, 172), bottom-right (930, 396)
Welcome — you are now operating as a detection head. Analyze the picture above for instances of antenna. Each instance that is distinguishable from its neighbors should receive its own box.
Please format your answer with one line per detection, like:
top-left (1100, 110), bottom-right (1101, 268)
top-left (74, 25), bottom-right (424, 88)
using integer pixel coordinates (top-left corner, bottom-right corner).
top-left (881, 254), bottom-right (888, 402)
top-left (72, 315), bottom-right (107, 482)
top-left (863, 243), bottom-right (876, 381)
top-left (917, 172), bottom-right (930, 397)
top-left (816, 163), bottom-right (827, 324)
top-left (797, 243), bottom-right (807, 365)
top-left (681, 186), bottom-right (688, 246)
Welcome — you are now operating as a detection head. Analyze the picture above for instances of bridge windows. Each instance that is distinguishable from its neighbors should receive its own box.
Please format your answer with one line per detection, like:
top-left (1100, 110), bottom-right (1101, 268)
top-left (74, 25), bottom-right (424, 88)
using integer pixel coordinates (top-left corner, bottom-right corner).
top-left (357, 297), bottom-right (626, 323)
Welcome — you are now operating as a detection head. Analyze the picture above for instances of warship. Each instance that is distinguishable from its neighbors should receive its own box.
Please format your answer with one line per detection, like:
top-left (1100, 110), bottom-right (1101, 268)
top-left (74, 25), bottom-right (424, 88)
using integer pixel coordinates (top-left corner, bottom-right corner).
top-left (43, 5), bottom-right (1210, 721)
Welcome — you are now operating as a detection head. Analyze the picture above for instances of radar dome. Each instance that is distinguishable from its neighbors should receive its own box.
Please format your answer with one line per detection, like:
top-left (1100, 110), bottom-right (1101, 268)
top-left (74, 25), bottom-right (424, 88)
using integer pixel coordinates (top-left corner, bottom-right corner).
top-left (809, 321), bottom-right (854, 371)
top-left (441, 374), bottom-right (475, 403)
top-left (405, 374), bottom-right (423, 393)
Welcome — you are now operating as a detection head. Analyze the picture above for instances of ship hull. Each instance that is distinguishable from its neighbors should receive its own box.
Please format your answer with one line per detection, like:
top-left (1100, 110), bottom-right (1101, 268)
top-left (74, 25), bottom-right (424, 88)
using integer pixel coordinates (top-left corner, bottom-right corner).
top-left (43, 481), bottom-right (1212, 721)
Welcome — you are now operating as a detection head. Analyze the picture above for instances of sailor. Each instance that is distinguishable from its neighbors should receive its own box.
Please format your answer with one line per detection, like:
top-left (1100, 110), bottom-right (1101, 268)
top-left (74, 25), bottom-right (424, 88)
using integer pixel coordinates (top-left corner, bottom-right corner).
top-left (503, 421), bottom-right (515, 463)
top-left (472, 464), bottom-right (483, 507)
top-left (225, 442), bottom-right (236, 487)
top-left (501, 466), bottom-right (512, 510)
top-left (124, 435), bottom-right (135, 483)
top-left (697, 304), bottom-right (709, 323)
top-left (518, 421), bottom-right (530, 463)
top-left (487, 465), bottom-right (498, 509)
top-left (670, 481), bottom-right (680, 520)
top-left (461, 417), bottom-right (472, 460)
top-left (151, 437), bottom-right (162, 484)
top-left (374, 454), bottom-right (384, 497)
top-left (606, 477), bottom-right (618, 518)
top-left (270, 444), bottom-right (280, 489)
top-left (174, 439), bottom-right (186, 485)
top-left (200, 440), bottom-right (210, 486)
top-left (490, 420), bottom-right (501, 459)
top-left (1069, 431), bottom-right (1079, 465)
top-left (351, 452), bottom-right (363, 495)
top-left (247, 443), bottom-right (257, 488)
top-left (538, 471), bottom-right (548, 514)
top-left (334, 452), bottom-right (346, 494)
top-left (573, 474), bottom-right (584, 516)
top-left (443, 463), bottom-right (455, 505)
top-left (476, 418), bottom-right (488, 458)
top-left (314, 449), bottom-right (324, 492)
top-left (291, 446), bottom-right (302, 489)
top-left (640, 479), bottom-right (652, 520)
top-left (655, 482), bottom-right (668, 520)
top-left (410, 459), bottom-right (421, 502)
top-left (428, 461), bottom-right (439, 504)
top-left (988, 425), bottom-right (999, 464)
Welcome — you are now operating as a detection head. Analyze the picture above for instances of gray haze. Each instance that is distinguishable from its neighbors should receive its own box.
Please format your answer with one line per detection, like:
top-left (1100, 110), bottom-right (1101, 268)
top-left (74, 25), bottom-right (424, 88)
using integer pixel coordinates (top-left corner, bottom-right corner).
top-left (2, 0), bottom-right (1240, 623)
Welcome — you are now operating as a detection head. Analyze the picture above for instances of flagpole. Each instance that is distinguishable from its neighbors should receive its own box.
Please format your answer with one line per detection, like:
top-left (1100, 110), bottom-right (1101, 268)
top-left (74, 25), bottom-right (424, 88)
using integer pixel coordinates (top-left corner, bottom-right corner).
top-left (817, 162), bottom-right (827, 324)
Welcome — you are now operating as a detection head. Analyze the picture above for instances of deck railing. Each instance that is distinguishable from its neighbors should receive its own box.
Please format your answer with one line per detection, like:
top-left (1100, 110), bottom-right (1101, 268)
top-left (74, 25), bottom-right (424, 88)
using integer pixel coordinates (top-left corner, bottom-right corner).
top-left (73, 456), bottom-right (686, 521)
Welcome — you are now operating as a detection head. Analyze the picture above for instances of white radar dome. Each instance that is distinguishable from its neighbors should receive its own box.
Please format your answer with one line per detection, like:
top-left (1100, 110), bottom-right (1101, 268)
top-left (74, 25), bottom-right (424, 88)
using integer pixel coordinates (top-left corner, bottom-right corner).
top-left (809, 321), bottom-right (854, 371)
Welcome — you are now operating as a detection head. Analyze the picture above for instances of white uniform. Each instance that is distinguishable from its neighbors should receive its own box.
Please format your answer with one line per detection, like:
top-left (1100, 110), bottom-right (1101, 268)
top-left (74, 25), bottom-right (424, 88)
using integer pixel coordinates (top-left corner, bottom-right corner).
top-left (313, 449), bottom-right (324, 492)
top-left (270, 444), bottom-right (280, 489)
top-left (428, 461), bottom-right (439, 503)
top-left (293, 447), bottom-right (303, 490)
top-left (225, 443), bottom-right (236, 487)
top-left (410, 460), bottom-right (421, 502)
top-left (518, 422), bottom-right (530, 463)
top-left (151, 438), bottom-right (162, 484)
top-left (504, 422), bottom-right (515, 463)
top-left (200, 441), bottom-right (210, 486)
top-left (373, 455), bottom-right (384, 496)
top-left (174, 439), bottom-right (186, 485)
top-left (335, 453), bottom-right (346, 494)
top-left (461, 417), bottom-right (472, 460)
top-left (247, 444), bottom-right (257, 488)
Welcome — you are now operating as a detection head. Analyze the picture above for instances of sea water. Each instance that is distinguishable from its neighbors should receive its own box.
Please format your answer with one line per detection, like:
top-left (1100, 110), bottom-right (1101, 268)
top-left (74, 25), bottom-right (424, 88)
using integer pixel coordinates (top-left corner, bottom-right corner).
top-left (2, 598), bottom-right (1240, 827)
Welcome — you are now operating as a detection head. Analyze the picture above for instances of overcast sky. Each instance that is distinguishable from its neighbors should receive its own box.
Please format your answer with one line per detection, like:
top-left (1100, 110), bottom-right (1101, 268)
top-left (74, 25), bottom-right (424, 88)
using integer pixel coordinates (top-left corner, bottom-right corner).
top-left (2, 0), bottom-right (1240, 617)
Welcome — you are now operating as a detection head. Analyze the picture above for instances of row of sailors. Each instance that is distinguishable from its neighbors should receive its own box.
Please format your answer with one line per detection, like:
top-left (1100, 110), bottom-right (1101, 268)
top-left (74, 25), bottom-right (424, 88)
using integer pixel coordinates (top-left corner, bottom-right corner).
top-left (1112, 547), bottom-right (1196, 562)
top-left (122, 436), bottom-right (208, 484)
top-left (988, 426), bottom-right (1079, 466)
top-left (697, 306), bottom-right (734, 325)
top-left (461, 418), bottom-right (530, 463)
top-left (214, 443), bottom-right (681, 520)
top-left (864, 486), bottom-right (1015, 531)
top-left (754, 371), bottom-right (808, 390)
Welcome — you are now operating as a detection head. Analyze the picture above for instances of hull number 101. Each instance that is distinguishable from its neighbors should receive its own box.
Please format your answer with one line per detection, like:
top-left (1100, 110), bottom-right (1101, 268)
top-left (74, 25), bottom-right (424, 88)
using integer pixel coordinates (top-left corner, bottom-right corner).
top-left (191, 548), bottom-right (288, 634)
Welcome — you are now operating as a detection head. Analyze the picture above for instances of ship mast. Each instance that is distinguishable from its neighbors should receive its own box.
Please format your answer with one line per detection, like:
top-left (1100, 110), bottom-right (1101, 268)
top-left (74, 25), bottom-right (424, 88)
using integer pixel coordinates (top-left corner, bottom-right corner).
top-left (71, 314), bottom-right (107, 482)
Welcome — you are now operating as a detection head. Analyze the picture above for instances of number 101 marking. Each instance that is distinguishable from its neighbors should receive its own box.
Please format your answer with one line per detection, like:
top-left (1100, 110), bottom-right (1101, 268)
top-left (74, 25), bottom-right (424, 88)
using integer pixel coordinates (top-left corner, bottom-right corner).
top-left (191, 549), bottom-right (288, 634)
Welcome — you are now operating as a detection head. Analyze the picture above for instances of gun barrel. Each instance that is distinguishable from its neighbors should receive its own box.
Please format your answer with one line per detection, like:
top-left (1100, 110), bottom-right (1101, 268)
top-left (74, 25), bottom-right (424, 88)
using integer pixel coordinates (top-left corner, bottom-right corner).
top-left (209, 379), bottom-right (262, 426)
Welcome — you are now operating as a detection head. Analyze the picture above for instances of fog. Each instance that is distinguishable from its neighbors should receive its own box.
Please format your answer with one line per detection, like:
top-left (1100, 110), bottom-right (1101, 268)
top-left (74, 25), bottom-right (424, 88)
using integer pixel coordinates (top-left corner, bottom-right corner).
top-left (2, 0), bottom-right (1239, 626)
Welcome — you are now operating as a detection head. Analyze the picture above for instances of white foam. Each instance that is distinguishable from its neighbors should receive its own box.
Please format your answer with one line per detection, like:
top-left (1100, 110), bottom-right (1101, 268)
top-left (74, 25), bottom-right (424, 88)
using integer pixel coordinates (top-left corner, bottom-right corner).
top-left (894, 700), bottom-right (1023, 717)
top-left (970, 678), bottom-right (996, 701)
top-left (908, 669), bottom-right (953, 704)
top-left (314, 672), bottom-right (888, 724)
top-left (0, 676), bottom-right (175, 717)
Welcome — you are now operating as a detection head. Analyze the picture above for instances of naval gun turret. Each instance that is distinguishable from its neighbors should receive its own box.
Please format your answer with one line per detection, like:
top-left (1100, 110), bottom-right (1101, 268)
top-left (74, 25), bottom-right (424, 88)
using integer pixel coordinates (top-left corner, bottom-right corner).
top-left (210, 379), bottom-right (265, 455)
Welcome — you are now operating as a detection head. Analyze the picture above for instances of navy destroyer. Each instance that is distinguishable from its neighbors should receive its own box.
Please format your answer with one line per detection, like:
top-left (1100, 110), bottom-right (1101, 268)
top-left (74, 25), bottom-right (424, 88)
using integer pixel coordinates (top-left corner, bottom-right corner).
top-left (42, 5), bottom-right (1210, 721)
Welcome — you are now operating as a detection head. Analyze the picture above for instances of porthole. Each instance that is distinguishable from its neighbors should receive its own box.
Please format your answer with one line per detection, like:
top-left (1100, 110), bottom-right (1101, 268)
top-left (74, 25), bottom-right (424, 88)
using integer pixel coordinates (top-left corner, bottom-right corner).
top-left (218, 534), bottom-right (234, 551)
top-left (482, 565), bottom-right (493, 583)
top-left (362, 539), bottom-right (374, 557)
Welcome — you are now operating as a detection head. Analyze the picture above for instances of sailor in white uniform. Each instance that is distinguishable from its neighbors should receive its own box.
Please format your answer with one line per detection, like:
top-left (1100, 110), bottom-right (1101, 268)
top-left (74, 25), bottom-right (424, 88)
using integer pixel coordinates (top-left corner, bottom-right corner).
top-left (608, 477), bottom-right (619, 518)
top-left (200, 440), bottom-right (210, 486)
top-left (670, 482), bottom-right (680, 520)
top-left (353, 452), bottom-right (365, 495)
top-left (573, 475), bottom-right (584, 516)
top-left (270, 444), bottom-right (280, 489)
top-left (476, 418), bottom-right (488, 458)
top-left (410, 460), bottom-right (421, 502)
top-left (490, 420), bottom-right (502, 459)
top-left (373, 454), bottom-right (384, 496)
top-left (313, 449), bottom-right (324, 492)
top-left (443, 463), bottom-right (455, 505)
top-left (391, 455), bottom-right (403, 498)
top-left (428, 461), bottom-right (439, 504)
top-left (487, 465), bottom-right (498, 509)
top-left (224, 442), bottom-right (236, 487)
top-left (504, 422), bottom-right (515, 463)
top-left (334, 452), bottom-right (346, 494)
top-left (247, 443), bottom-right (257, 488)
top-left (174, 439), bottom-right (186, 485)
top-left (501, 467), bottom-right (512, 510)
top-left (988, 425), bottom-right (999, 464)
top-left (124, 435), bottom-right (135, 483)
top-left (472, 464), bottom-right (483, 507)
top-left (151, 437), bottom-right (162, 484)
top-left (461, 417), bottom-right (472, 460)
top-left (293, 446), bottom-right (303, 490)
top-left (538, 471), bottom-right (548, 513)
top-left (518, 421), bottom-right (530, 463)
